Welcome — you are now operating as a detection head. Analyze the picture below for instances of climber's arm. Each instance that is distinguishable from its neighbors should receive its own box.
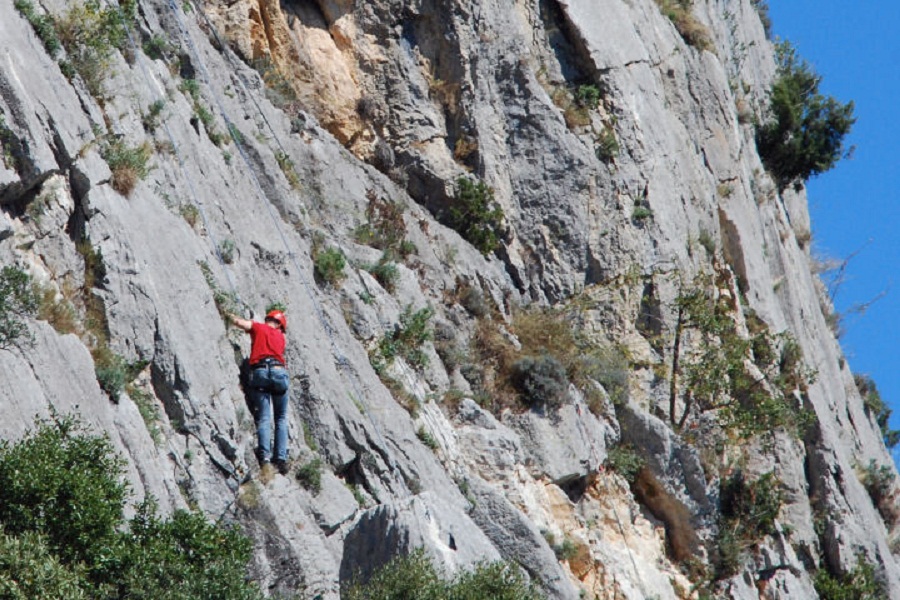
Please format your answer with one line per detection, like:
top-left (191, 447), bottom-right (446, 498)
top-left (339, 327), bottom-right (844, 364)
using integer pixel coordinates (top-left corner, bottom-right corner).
top-left (228, 313), bottom-right (253, 332)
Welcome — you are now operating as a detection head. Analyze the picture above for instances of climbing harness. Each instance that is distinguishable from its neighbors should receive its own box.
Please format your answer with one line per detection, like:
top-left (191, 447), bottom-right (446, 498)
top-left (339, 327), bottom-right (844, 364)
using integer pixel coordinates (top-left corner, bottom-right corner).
top-left (159, 0), bottom-right (409, 495)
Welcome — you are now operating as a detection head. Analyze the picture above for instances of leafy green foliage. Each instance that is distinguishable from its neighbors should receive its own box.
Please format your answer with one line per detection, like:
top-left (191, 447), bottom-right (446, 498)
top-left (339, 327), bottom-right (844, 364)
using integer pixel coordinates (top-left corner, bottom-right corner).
top-left (92, 344), bottom-right (128, 400)
top-left (227, 123), bottom-right (245, 145)
top-left (855, 374), bottom-right (900, 449)
top-left (0, 415), bottom-right (127, 566)
top-left (0, 115), bottom-right (20, 172)
top-left (105, 501), bottom-right (261, 600)
top-left (632, 205), bottom-right (652, 221)
top-left (542, 531), bottom-right (580, 562)
top-left (416, 427), bottom-right (439, 451)
top-left (313, 246), bottom-right (346, 286)
top-left (296, 458), bottom-right (323, 494)
top-left (54, 0), bottom-right (137, 98)
top-left (355, 192), bottom-right (414, 259)
top-left (605, 445), bottom-right (645, 484)
top-left (0, 415), bottom-right (265, 599)
top-left (142, 34), bottom-right (171, 61)
top-left (366, 254), bottom-right (400, 293)
top-left (179, 77), bottom-right (226, 146)
top-left (218, 239), bottom-right (236, 264)
top-left (0, 266), bottom-right (38, 349)
top-left (511, 354), bottom-right (569, 409)
top-left (715, 471), bottom-right (782, 579)
top-left (100, 136), bottom-right (152, 196)
top-left (128, 384), bottom-right (162, 445)
top-left (275, 151), bottom-right (302, 190)
top-left (14, 0), bottom-right (62, 58)
top-left (573, 84), bottom-right (601, 110)
top-left (265, 301), bottom-right (288, 315)
top-left (814, 557), bottom-right (885, 600)
top-left (595, 124), bottom-right (619, 163)
top-left (671, 274), bottom-right (815, 439)
top-left (444, 177), bottom-right (505, 256)
top-left (142, 99), bottom-right (166, 133)
top-left (756, 41), bottom-right (855, 188)
top-left (343, 550), bottom-right (545, 600)
top-left (720, 471), bottom-right (782, 539)
top-left (0, 529), bottom-right (88, 599)
top-left (859, 459), bottom-right (899, 526)
top-left (371, 305), bottom-right (434, 372)
top-left (199, 260), bottom-right (240, 317)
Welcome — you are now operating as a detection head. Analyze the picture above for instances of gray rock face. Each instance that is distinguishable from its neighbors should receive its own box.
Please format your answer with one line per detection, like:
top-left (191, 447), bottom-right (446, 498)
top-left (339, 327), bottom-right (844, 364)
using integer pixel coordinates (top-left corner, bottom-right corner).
top-left (504, 388), bottom-right (609, 485)
top-left (467, 477), bottom-right (580, 600)
top-left (340, 492), bottom-right (501, 583)
top-left (1, 0), bottom-right (897, 597)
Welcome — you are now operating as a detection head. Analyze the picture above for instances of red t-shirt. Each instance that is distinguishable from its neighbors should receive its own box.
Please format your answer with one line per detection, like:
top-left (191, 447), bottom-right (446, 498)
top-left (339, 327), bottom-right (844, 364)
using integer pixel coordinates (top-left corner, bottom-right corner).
top-left (249, 322), bottom-right (286, 366)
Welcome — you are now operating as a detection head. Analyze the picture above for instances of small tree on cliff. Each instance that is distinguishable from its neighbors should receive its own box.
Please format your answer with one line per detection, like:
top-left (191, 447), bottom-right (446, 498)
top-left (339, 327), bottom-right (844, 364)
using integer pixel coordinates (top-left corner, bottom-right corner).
top-left (756, 41), bottom-right (855, 189)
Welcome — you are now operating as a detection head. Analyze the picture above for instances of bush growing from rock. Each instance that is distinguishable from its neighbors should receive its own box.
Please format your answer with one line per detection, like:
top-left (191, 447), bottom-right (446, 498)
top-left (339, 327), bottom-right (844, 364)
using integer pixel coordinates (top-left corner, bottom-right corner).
top-left (14, 0), bottom-right (62, 57)
top-left (859, 459), bottom-right (899, 526)
top-left (0, 266), bottom-right (38, 349)
top-left (855, 374), bottom-right (900, 449)
top-left (296, 458), bottom-right (323, 494)
top-left (35, 283), bottom-right (79, 335)
top-left (0, 529), bottom-right (88, 599)
top-left (814, 556), bottom-right (885, 600)
top-left (355, 192), bottom-right (413, 260)
top-left (54, 0), bottom-right (137, 98)
top-left (198, 260), bottom-right (239, 317)
top-left (714, 471), bottom-right (782, 579)
top-left (511, 354), bottom-right (569, 409)
top-left (100, 137), bottom-right (152, 196)
top-left (573, 84), bottom-right (601, 109)
top-left (444, 177), bottom-right (505, 256)
top-left (467, 305), bottom-right (631, 414)
top-left (366, 254), bottom-right (399, 293)
top-left (756, 41), bottom-right (855, 188)
top-left (671, 273), bottom-right (815, 439)
top-left (416, 426), bottom-right (439, 450)
top-left (343, 549), bottom-right (544, 600)
top-left (313, 246), bottom-right (346, 286)
top-left (654, 0), bottom-right (713, 51)
top-left (371, 304), bottom-right (434, 373)
top-left (605, 445), bottom-right (645, 484)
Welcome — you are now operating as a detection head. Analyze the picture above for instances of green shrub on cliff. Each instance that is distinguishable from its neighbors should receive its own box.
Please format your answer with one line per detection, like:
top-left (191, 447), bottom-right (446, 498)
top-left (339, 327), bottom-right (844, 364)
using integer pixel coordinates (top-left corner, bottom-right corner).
top-left (814, 556), bottom-right (885, 600)
top-left (0, 266), bottom-right (38, 349)
top-left (343, 550), bottom-right (544, 600)
top-left (444, 177), bottom-right (505, 256)
top-left (756, 41), bottom-right (855, 188)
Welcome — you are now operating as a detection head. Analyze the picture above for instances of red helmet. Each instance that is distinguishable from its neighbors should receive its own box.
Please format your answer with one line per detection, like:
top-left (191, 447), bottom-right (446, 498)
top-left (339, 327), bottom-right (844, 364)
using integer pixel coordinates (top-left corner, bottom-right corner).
top-left (265, 310), bottom-right (287, 331)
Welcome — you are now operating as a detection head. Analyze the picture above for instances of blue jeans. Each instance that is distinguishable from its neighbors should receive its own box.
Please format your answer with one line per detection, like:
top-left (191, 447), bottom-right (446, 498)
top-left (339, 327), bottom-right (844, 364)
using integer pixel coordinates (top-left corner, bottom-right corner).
top-left (249, 365), bottom-right (289, 463)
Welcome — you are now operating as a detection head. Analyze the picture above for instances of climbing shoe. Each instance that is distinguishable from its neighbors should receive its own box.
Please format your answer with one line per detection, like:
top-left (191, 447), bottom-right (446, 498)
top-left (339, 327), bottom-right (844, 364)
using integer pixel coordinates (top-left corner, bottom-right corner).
top-left (273, 459), bottom-right (290, 476)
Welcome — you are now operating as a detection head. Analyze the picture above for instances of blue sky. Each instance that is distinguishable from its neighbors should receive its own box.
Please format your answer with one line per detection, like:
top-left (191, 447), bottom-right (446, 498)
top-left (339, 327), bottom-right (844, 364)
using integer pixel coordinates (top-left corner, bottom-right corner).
top-left (765, 2), bottom-right (900, 457)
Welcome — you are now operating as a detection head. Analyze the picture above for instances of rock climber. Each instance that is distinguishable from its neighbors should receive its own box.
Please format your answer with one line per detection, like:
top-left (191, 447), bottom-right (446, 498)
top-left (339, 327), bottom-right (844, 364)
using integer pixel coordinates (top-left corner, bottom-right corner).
top-left (228, 309), bottom-right (290, 476)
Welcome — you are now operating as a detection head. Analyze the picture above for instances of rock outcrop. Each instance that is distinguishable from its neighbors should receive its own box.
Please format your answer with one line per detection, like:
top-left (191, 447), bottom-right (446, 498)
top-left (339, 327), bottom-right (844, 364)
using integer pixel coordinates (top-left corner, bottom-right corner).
top-left (1, 0), bottom-right (897, 597)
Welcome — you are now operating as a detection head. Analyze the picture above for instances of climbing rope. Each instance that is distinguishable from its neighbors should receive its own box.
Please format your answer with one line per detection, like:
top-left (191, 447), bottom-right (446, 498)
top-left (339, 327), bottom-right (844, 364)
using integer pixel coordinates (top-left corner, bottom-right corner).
top-left (161, 0), bottom-right (408, 496)
top-left (65, 0), bottom-right (257, 490)
top-left (572, 402), bottom-right (647, 597)
top-left (601, 475), bottom-right (648, 599)
top-left (109, 1), bottom-right (244, 308)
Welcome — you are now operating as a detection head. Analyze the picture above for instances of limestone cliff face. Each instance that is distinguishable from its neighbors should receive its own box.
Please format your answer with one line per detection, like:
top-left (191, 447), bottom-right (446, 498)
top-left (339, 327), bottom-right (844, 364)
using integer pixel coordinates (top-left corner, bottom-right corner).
top-left (0, 0), bottom-right (897, 598)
